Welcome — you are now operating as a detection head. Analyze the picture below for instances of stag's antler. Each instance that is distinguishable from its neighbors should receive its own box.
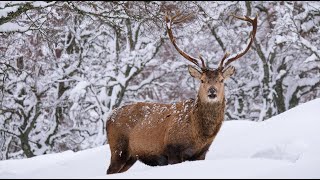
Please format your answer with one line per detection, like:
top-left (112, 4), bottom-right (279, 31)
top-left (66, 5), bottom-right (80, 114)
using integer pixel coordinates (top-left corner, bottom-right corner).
top-left (165, 12), bottom-right (207, 71)
top-left (218, 14), bottom-right (258, 71)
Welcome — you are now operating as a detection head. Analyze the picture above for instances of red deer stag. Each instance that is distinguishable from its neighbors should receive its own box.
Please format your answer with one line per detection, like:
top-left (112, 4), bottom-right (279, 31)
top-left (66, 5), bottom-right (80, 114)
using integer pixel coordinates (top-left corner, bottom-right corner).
top-left (106, 12), bottom-right (257, 174)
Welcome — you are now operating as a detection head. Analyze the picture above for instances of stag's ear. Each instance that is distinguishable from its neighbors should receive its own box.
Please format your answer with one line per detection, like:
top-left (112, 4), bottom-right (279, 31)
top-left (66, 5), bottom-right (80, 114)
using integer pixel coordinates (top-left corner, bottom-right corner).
top-left (223, 66), bottom-right (235, 80)
top-left (188, 65), bottom-right (202, 80)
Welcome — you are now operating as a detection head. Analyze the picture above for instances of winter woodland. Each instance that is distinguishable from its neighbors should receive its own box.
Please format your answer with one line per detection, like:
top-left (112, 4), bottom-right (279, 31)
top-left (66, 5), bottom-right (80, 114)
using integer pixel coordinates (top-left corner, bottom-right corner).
top-left (0, 1), bottom-right (319, 160)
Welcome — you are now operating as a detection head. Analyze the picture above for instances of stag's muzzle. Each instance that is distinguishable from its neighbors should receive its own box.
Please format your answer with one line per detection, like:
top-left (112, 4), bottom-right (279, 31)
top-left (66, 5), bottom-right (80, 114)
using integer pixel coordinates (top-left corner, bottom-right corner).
top-left (208, 87), bottom-right (217, 99)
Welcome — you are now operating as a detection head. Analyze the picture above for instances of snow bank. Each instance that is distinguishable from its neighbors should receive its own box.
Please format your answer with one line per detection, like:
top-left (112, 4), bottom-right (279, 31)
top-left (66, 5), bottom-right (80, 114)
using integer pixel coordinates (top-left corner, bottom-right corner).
top-left (0, 98), bottom-right (320, 178)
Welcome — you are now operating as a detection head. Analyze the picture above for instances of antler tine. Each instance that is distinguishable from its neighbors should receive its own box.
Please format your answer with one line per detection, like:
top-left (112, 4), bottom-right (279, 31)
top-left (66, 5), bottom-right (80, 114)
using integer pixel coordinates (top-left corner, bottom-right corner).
top-left (165, 12), bottom-right (207, 70)
top-left (199, 54), bottom-right (206, 70)
top-left (218, 52), bottom-right (230, 70)
top-left (172, 13), bottom-right (194, 25)
top-left (219, 14), bottom-right (258, 70)
top-left (171, 11), bottom-right (182, 22)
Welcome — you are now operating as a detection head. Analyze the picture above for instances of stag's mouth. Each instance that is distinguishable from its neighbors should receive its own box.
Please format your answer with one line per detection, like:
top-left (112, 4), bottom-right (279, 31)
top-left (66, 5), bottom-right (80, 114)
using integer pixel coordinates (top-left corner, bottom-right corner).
top-left (208, 93), bottom-right (217, 99)
top-left (208, 88), bottom-right (217, 99)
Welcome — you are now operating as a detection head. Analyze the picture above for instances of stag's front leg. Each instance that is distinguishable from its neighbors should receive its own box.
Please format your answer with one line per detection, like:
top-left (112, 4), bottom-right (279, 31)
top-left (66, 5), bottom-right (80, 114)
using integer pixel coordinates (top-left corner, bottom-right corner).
top-left (165, 144), bottom-right (185, 164)
top-left (188, 144), bottom-right (210, 161)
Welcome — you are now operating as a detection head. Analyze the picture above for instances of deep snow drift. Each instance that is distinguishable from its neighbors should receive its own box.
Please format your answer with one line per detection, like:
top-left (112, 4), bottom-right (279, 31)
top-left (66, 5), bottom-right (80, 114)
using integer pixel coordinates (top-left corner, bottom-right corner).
top-left (0, 98), bottom-right (320, 179)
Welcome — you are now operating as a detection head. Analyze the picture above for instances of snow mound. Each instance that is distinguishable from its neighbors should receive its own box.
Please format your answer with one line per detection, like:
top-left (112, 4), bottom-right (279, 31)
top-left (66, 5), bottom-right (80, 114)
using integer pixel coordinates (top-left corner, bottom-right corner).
top-left (0, 98), bottom-right (320, 178)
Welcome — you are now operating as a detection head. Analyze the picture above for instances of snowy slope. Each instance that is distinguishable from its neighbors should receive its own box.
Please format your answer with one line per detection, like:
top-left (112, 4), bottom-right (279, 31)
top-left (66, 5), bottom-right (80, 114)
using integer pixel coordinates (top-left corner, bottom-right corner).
top-left (0, 98), bottom-right (320, 179)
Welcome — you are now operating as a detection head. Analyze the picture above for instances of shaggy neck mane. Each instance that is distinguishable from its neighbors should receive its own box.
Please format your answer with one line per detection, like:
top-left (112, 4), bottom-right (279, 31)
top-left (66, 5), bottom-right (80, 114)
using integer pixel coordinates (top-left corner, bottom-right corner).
top-left (192, 97), bottom-right (225, 138)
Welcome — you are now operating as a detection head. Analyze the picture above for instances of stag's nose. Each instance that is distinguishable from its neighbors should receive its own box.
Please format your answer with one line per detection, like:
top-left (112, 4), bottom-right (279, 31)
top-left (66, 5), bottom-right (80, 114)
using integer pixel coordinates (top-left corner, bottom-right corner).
top-left (208, 87), bottom-right (217, 99)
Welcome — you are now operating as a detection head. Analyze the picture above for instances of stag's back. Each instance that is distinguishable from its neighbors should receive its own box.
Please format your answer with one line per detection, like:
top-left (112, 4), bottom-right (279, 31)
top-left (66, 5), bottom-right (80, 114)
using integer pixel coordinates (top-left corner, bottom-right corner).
top-left (107, 99), bottom-right (195, 156)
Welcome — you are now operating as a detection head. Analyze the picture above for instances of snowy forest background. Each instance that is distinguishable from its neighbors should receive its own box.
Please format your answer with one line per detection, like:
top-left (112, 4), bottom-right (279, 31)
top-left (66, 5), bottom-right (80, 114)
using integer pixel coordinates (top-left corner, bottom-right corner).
top-left (0, 1), bottom-right (319, 160)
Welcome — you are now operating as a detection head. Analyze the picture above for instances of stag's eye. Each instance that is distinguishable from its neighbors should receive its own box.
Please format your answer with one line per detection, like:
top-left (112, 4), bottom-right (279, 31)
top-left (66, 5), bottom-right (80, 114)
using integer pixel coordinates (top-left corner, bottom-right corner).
top-left (220, 79), bottom-right (224, 83)
top-left (201, 80), bottom-right (204, 83)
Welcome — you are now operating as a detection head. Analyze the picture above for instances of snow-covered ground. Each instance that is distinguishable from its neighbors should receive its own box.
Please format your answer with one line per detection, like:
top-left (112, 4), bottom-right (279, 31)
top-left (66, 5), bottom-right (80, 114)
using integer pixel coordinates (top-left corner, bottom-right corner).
top-left (1, 98), bottom-right (320, 179)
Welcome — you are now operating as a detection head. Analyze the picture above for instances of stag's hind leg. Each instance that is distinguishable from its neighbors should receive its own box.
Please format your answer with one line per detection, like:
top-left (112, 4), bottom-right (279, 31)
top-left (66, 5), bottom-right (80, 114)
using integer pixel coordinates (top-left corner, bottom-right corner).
top-left (107, 135), bottom-right (131, 174)
top-left (107, 153), bottom-right (127, 174)
top-left (118, 156), bottom-right (137, 173)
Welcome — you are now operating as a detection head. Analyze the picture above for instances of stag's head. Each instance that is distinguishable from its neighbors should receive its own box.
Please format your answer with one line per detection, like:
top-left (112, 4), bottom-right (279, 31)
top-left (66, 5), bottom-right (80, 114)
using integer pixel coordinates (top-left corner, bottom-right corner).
top-left (187, 64), bottom-right (235, 103)
top-left (165, 12), bottom-right (257, 103)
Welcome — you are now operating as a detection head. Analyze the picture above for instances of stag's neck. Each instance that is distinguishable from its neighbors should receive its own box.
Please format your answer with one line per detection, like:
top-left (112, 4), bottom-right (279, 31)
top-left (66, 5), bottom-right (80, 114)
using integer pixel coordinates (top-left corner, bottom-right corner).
top-left (192, 97), bottom-right (225, 138)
